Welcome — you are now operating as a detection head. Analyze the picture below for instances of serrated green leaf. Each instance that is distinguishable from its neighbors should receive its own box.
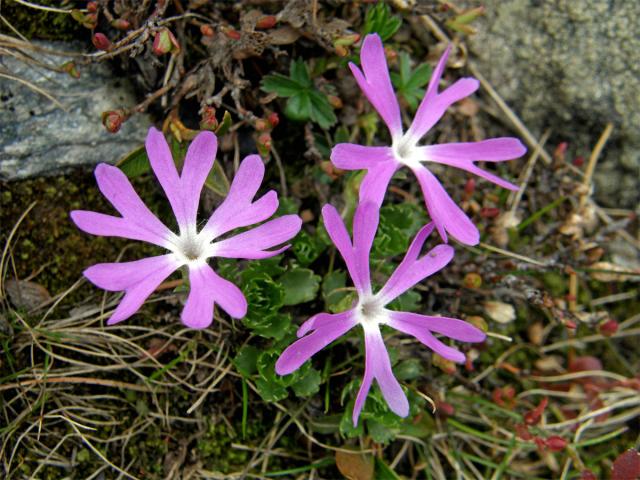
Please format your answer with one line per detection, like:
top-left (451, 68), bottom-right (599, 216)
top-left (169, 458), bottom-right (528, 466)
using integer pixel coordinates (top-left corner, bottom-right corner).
top-left (261, 73), bottom-right (304, 97)
top-left (233, 345), bottom-right (260, 377)
top-left (279, 268), bottom-right (321, 306)
top-left (292, 230), bottom-right (325, 266)
top-left (290, 59), bottom-right (311, 87)
top-left (255, 377), bottom-right (288, 402)
top-left (362, 2), bottom-right (402, 41)
top-left (291, 368), bottom-right (321, 397)
top-left (308, 90), bottom-right (337, 129)
top-left (116, 145), bottom-right (149, 178)
top-left (285, 92), bottom-right (313, 122)
top-left (250, 313), bottom-right (291, 340)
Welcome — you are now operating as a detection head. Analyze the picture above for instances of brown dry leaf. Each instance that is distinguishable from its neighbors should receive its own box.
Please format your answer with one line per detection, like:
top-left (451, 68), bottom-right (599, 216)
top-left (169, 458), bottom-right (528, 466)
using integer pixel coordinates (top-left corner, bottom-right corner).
top-left (589, 262), bottom-right (639, 282)
top-left (335, 450), bottom-right (374, 480)
top-left (4, 279), bottom-right (51, 310)
top-left (484, 300), bottom-right (516, 324)
top-left (268, 26), bottom-right (301, 45)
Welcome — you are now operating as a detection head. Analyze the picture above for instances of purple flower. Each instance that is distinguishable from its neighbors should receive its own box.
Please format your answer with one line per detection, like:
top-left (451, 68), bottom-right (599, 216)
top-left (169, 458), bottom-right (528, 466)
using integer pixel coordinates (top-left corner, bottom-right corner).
top-left (331, 34), bottom-right (527, 246)
top-left (71, 127), bottom-right (301, 328)
top-left (275, 202), bottom-right (485, 425)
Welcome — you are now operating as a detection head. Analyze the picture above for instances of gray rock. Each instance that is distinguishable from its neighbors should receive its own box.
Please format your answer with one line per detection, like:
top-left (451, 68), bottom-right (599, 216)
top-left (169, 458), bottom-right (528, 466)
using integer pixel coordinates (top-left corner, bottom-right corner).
top-left (465, 0), bottom-right (640, 208)
top-left (0, 42), bottom-right (151, 180)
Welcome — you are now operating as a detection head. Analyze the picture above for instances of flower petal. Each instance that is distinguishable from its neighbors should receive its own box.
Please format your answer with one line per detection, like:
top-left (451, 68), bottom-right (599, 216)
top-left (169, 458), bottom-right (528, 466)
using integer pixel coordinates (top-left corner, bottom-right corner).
top-left (368, 329), bottom-right (409, 417)
top-left (408, 77), bottom-right (479, 141)
top-left (210, 215), bottom-right (301, 259)
top-left (353, 328), bottom-right (409, 425)
top-left (359, 161), bottom-right (399, 207)
top-left (202, 154), bottom-right (278, 240)
top-left (321, 204), bottom-right (360, 291)
top-left (83, 254), bottom-right (179, 325)
top-left (145, 127), bottom-right (186, 228)
top-left (387, 315), bottom-right (467, 363)
top-left (350, 34), bottom-right (403, 139)
top-left (86, 163), bottom-right (174, 246)
top-left (352, 202), bottom-right (380, 295)
top-left (70, 210), bottom-right (173, 248)
top-left (419, 138), bottom-right (526, 190)
top-left (389, 311), bottom-right (486, 343)
top-left (331, 143), bottom-right (394, 170)
top-left (181, 263), bottom-right (247, 329)
top-left (378, 244), bottom-right (454, 304)
top-left (276, 311), bottom-right (358, 375)
top-left (180, 130), bottom-right (217, 225)
top-left (412, 165), bottom-right (479, 245)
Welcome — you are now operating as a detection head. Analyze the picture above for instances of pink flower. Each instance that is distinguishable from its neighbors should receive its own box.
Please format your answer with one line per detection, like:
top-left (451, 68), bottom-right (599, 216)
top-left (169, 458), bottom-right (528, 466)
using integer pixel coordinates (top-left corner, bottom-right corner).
top-left (275, 202), bottom-right (485, 425)
top-left (71, 128), bottom-right (301, 328)
top-left (331, 34), bottom-right (526, 246)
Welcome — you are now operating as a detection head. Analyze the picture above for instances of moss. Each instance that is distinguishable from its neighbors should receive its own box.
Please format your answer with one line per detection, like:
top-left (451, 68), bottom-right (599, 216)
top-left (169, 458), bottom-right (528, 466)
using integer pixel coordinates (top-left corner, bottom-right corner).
top-left (0, 171), bottom-right (163, 305)
top-left (0, 0), bottom-right (85, 41)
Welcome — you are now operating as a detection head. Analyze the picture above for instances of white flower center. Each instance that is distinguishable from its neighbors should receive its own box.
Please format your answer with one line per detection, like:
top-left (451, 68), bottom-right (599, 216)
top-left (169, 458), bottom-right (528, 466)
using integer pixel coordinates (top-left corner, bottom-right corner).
top-left (392, 133), bottom-right (422, 168)
top-left (356, 296), bottom-right (389, 333)
top-left (168, 229), bottom-right (210, 266)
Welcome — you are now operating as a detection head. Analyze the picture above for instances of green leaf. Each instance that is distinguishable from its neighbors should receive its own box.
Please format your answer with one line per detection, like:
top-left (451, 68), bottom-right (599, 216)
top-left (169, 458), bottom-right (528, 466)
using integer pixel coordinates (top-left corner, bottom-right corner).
top-left (233, 345), bottom-right (260, 377)
top-left (204, 155), bottom-right (230, 196)
top-left (285, 92), bottom-right (313, 122)
top-left (387, 290), bottom-right (421, 312)
top-left (367, 419), bottom-right (395, 444)
top-left (292, 230), bottom-right (325, 266)
top-left (290, 59), bottom-right (311, 87)
top-left (362, 2), bottom-right (402, 41)
top-left (308, 90), bottom-right (337, 129)
top-left (255, 377), bottom-right (288, 402)
top-left (391, 52), bottom-right (432, 111)
top-left (242, 273), bottom-right (285, 319)
top-left (322, 270), bottom-right (349, 312)
top-left (279, 268), bottom-right (321, 306)
top-left (261, 73), bottom-right (303, 97)
top-left (291, 368), bottom-right (321, 397)
top-left (116, 145), bottom-right (149, 178)
top-left (394, 358), bottom-right (424, 381)
top-left (250, 313), bottom-right (291, 340)
top-left (375, 458), bottom-right (401, 480)
top-left (214, 110), bottom-right (233, 136)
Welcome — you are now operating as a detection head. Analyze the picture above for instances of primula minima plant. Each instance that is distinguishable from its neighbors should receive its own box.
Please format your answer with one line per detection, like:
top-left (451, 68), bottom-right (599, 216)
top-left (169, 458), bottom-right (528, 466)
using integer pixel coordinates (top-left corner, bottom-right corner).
top-left (331, 34), bottom-right (526, 246)
top-left (71, 127), bottom-right (301, 328)
top-left (276, 202), bottom-right (486, 425)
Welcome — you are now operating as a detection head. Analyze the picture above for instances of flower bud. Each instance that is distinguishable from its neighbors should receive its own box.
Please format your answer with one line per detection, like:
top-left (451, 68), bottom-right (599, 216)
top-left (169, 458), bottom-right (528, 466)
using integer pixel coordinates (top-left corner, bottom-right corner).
top-left (199, 106), bottom-right (218, 131)
top-left (255, 15), bottom-right (277, 30)
top-left (254, 119), bottom-right (269, 131)
top-left (92, 33), bottom-right (111, 51)
top-left (101, 110), bottom-right (128, 133)
top-left (153, 28), bottom-right (180, 55)
top-left (61, 61), bottom-right (80, 79)
top-left (87, 1), bottom-right (98, 13)
top-left (545, 436), bottom-right (568, 452)
top-left (463, 272), bottom-right (482, 289)
top-left (327, 95), bottom-right (343, 109)
top-left (200, 24), bottom-right (215, 37)
top-left (267, 112), bottom-right (279, 128)
top-left (222, 26), bottom-right (241, 40)
top-left (599, 319), bottom-right (618, 337)
top-left (111, 18), bottom-right (132, 31)
top-left (524, 397), bottom-right (548, 426)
